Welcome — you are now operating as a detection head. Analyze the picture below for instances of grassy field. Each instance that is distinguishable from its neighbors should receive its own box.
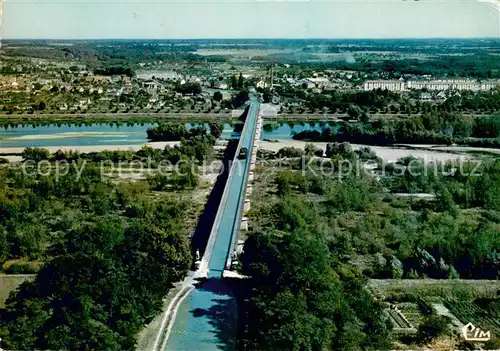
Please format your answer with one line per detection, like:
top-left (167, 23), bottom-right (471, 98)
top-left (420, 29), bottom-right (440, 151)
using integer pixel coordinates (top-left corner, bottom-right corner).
top-left (193, 48), bottom-right (292, 56)
top-left (369, 279), bottom-right (500, 300)
top-left (0, 274), bottom-right (35, 307)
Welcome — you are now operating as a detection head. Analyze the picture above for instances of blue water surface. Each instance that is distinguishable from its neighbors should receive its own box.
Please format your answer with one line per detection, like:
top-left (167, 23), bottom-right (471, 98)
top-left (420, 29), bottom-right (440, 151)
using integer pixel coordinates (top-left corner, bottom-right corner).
top-left (0, 121), bottom-right (338, 150)
top-left (0, 123), bottom-right (240, 148)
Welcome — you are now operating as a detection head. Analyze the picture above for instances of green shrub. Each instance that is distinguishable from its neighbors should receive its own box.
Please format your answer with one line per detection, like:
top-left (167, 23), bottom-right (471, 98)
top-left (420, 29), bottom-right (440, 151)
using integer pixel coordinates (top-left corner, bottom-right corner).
top-left (5, 261), bottom-right (41, 274)
top-left (416, 315), bottom-right (451, 344)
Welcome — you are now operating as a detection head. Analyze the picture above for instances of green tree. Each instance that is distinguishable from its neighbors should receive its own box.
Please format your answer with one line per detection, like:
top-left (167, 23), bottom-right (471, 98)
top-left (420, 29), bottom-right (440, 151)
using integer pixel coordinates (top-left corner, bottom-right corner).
top-left (347, 104), bottom-right (362, 119)
top-left (172, 158), bottom-right (198, 190)
top-left (304, 143), bottom-right (321, 156)
top-left (474, 115), bottom-right (500, 138)
top-left (213, 91), bottom-right (223, 102)
top-left (147, 173), bottom-right (170, 191)
top-left (21, 147), bottom-right (50, 163)
top-left (0, 199), bottom-right (191, 350)
top-left (11, 223), bottom-right (49, 260)
top-left (237, 73), bottom-right (244, 89)
top-left (416, 315), bottom-right (451, 344)
top-left (230, 75), bottom-right (237, 89)
top-left (209, 123), bottom-right (223, 138)
top-left (232, 89), bottom-right (249, 108)
top-left (277, 147), bottom-right (305, 158)
top-left (325, 142), bottom-right (354, 159)
top-left (0, 225), bottom-right (7, 263)
top-left (262, 89), bottom-right (272, 103)
top-left (436, 184), bottom-right (458, 216)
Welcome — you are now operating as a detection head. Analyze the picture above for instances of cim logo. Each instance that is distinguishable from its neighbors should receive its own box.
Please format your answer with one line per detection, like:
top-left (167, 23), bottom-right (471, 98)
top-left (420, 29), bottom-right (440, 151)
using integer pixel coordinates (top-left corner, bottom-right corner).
top-left (462, 322), bottom-right (492, 342)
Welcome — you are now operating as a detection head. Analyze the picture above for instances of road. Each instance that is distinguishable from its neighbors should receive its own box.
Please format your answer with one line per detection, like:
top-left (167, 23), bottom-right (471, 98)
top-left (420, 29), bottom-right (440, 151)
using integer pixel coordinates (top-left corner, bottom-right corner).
top-left (163, 97), bottom-right (260, 351)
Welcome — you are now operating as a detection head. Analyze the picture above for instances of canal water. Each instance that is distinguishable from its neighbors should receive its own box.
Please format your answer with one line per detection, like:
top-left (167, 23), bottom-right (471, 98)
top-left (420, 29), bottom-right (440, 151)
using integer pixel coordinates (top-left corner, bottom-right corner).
top-left (166, 98), bottom-right (261, 351)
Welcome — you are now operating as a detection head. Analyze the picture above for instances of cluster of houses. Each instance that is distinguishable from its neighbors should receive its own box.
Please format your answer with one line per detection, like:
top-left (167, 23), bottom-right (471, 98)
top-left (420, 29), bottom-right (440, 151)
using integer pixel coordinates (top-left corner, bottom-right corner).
top-left (0, 65), bottom-right (210, 112)
top-left (273, 70), bottom-right (358, 92)
top-left (0, 76), bottom-right (26, 92)
top-left (418, 91), bottom-right (450, 101)
top-left (1, 59), bottom-right (364, 112)
top-left (13, 59), bottom-right (500, 113)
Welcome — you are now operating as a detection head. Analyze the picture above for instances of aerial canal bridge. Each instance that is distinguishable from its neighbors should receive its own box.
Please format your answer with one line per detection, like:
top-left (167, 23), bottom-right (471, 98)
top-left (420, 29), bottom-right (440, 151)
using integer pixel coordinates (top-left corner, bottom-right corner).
top-left (153, 96), bottom-right (261, 351)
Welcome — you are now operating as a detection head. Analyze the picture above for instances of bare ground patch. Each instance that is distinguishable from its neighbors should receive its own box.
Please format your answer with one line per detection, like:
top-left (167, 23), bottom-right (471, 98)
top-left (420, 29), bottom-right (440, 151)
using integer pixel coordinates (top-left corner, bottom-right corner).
top-left (0, 274), bottom-right (35, 307)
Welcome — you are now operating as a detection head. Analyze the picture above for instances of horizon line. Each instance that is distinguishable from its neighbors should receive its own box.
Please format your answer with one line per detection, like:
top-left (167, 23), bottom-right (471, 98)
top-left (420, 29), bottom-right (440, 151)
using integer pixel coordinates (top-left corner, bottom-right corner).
top-left (3, 37), bottom-right (500, 41)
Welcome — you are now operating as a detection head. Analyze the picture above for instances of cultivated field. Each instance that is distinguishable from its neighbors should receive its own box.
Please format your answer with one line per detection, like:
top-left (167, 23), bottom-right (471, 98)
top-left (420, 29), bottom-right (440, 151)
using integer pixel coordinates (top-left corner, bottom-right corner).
top-left (369, 279), bottom-right (500, 299)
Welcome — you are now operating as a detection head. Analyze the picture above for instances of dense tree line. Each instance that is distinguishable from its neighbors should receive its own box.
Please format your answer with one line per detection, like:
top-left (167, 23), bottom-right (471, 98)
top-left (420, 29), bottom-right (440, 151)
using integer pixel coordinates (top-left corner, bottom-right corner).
top-left (146, 122), bottom-right (223, 141)
top-left (305, 89), bottom-right (402, 112)
top-left (0, 117), bottom-right (221, 348)
top-left (93, 66), bottom-right (134, 77)
top-left (24, 132), bottom-right (216, 167)
top-left (240, 194), bottom-right (392, 350)
top-left (293, 113), bottom-right (500, 147)
top-left (439, 90), bottom-right (500, 114)
top-left (0, 125), bottom-right (219, 347)
top-left (147, 123), bottom-right (205, 141)
top-left (378, 157), bottom-right (500, 279)
top-left (249, 144), bottom-right (500, 284)
top-left (239, 140), bottom-right (500, 349)
top-left (0, 119), bottom-right (232, 130)
top-left (4, 42), bottom-right (227, 68)
top-left (175, 82), bottom-right (202, 95)
top-left (2, 143), bottom-right (207, 270)
top-left (0, 140), bottom-right (208, 348)
top-left (302, 89), bottom-right (500, 115)
top-left (0, 200), bottom-right (191, 350)
top-left (230, 73), bottom-right (245, 90)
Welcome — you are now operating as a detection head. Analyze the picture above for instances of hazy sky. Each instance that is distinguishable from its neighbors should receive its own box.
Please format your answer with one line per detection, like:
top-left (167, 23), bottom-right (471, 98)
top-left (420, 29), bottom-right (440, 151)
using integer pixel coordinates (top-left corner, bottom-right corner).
top-left (3, 0), bottom-right (500, 39)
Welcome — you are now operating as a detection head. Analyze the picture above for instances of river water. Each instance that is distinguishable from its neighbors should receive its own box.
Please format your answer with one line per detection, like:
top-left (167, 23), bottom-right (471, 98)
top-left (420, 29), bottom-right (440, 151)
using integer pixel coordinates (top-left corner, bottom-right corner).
top-left (0, 122), bottom-right (334, 149)
top-left (0, 122), bottom-right (473, 163)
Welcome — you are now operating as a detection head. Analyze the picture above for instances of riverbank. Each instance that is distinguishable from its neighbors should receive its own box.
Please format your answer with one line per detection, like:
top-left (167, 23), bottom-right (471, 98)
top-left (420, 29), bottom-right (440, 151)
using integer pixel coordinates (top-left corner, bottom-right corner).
top-left (0, 112), bottom-right (234, 121)
top-left (0, 141), bottom-right (179, 158)
top-left (0, 139), bottom-right (483, 164)
top-left (257, 139), bottom-right (474, 162)
top-left (7, 131), bottom-right (135, 140)
top-left (1, 112), bottom-right (496, 122)
top-left (399, 144), bottom-right (500, 156)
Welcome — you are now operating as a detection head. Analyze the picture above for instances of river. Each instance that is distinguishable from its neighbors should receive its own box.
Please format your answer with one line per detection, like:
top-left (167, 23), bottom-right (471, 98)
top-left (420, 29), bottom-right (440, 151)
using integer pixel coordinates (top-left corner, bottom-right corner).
top-left (0, 122), bottom-right (331, 149)
top-left (0, 122), bottom-right (477, 162)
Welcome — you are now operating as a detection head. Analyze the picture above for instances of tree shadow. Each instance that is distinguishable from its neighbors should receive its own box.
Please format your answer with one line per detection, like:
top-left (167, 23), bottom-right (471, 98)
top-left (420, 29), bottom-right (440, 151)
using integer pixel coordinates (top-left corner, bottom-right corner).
top-left (190, 140), bottom-right (238, 263)
top-left (190, 278), bottom-right (238, 351)
top-left (237, 104), bottom-right (250, 122)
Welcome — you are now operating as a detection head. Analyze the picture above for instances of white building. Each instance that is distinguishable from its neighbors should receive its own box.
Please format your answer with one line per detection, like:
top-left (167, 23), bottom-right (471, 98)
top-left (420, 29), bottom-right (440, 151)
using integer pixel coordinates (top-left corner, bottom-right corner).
top-left (297, 79), bottom-right (315, 89)
top-left (420, 92), bottom-right (432, 100)
top-left (256, 79), bottom-right (267, 89)
top-left (363, 79), bottom-right (500, 92)
top-left (305, 77), bottom-right (330, 88)
top-left (407, 79), bottom-right (483, 91)
top-left (363, 80), bottom-right (406, 91)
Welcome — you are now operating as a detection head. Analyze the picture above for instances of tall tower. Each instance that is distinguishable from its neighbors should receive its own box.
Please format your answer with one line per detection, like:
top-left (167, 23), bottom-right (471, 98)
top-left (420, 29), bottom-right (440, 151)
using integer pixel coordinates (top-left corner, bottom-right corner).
top-left (269, 64), bottom-right (274, 91)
